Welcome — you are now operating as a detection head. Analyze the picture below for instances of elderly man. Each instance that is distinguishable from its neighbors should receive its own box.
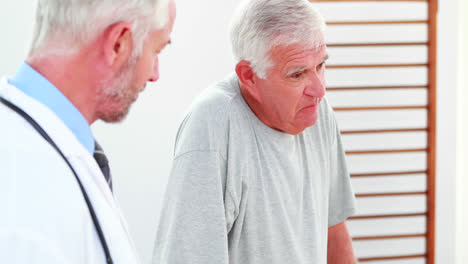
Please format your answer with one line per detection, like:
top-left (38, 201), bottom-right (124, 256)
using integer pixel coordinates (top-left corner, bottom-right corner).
top-left (153, 0), bottom-right (356, 263)
top-left (0, 0), bottom-right (175, 263)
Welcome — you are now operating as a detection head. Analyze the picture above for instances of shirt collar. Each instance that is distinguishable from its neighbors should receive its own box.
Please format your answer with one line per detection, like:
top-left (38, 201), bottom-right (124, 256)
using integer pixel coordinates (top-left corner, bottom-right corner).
top-left (8, 62), bottom-right (95, 154)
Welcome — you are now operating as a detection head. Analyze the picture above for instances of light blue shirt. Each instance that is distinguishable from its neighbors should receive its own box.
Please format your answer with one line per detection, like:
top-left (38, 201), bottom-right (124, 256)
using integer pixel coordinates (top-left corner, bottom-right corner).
top-left (8, 62), bottom-right (95, 154)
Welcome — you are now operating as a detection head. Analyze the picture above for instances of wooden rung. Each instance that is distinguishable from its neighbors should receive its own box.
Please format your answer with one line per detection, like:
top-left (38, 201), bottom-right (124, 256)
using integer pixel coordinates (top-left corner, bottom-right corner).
top-left (327, 63), bottom-right (428, 69)
top-left (358, 254), bottom-right (426, 262)
top-left (356, 191), bottom-right (427, 198)
top-left (334, 105), bottom-right (427, 111)
top-left (327, 85), bottom-right (428, 91)
top-left (327, 42), bottom-right (428, 47)
top-left (351, 170), bottom-right (427, 177)
top-left (349, 212), bottom-right (427, 220)
top-left (346, 148), bottom-right (427, 155)
top-left (327, 20), bottom-right (428, 25)
top-left (341, 128), bottom-right (427, 134)
top-left (353, 233), bottom-right (427, 241)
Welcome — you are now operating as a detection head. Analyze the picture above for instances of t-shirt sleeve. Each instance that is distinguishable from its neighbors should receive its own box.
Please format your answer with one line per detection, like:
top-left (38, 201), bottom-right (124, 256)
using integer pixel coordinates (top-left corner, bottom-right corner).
top-left (328, 117), bottom-right (356, 227)
top-left (153, 150), bottom-right (233, 264)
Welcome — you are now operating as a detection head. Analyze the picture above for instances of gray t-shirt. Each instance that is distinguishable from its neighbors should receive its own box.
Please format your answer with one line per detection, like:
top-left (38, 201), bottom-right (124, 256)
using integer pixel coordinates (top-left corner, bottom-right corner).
top-left (153, 73), bottom-right (356, 264)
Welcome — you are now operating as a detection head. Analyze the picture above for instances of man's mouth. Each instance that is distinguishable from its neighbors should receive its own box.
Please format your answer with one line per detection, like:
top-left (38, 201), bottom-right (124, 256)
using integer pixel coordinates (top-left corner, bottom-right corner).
top-left (302, 97), bottom-right (322, 111)
top-left (309, 97), bottom-right (322, 107)
top-left (312, 97), bottom-right (321, 105)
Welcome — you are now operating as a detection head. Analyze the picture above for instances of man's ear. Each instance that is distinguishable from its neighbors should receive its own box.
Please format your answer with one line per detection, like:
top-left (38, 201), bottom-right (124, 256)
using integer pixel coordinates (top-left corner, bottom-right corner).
top-left (235, 60), bottom-right (262, 101)
top-left (102, 22), bottom-right (133, 68)
top-left (235, 60), bottom-right (255, 87)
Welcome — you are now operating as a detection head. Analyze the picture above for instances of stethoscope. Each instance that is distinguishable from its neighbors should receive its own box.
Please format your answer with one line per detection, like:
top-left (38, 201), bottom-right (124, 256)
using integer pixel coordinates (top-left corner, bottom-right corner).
top-left (0, 97), bottom-right (113, 264)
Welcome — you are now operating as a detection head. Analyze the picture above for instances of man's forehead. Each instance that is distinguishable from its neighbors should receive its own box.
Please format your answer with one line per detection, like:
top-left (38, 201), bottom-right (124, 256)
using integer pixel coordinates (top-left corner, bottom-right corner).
top-left (270, 43), bottom-right (328, 62)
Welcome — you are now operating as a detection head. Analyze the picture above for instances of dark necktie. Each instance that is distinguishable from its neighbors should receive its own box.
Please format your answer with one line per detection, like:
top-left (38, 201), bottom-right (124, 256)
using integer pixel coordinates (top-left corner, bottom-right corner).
top-left (93, 141), bottom-right (113, 191)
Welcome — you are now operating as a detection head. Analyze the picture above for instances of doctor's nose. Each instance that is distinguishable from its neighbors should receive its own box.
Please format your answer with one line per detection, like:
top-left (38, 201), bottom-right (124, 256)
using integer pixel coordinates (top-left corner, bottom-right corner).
top-left (148, 57), bottom-right (160, 82)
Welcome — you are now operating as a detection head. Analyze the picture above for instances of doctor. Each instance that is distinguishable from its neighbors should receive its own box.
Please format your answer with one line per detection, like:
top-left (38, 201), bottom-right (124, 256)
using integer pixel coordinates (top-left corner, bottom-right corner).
top-left (0, 0), bottom-right (175, 263)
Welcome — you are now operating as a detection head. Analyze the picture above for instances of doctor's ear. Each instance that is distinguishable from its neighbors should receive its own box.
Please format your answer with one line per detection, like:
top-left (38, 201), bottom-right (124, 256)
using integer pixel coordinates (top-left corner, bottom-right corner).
top-left (102, 22), bottom-right (134, 68)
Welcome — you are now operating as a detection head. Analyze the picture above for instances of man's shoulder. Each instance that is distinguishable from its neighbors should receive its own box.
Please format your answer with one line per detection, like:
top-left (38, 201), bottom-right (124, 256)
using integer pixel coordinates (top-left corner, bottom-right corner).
top-left (181, 74), bottom-right (246, 131)
top-left (174, 74), bottom-right (248, 155)
top-left (189, 74), bottom-right (241, 117)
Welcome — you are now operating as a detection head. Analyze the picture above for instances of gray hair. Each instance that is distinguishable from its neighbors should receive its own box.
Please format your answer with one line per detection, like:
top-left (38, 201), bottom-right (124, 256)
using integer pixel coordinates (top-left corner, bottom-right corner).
top-left (230, 0), bottom-right (326, 78)
top-left (29, 0), bottom-right (170, 58)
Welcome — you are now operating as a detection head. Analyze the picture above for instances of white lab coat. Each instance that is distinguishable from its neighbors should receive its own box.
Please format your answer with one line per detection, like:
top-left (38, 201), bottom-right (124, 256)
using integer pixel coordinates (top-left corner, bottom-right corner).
top-left (0, 78), bottom-right (140, 264)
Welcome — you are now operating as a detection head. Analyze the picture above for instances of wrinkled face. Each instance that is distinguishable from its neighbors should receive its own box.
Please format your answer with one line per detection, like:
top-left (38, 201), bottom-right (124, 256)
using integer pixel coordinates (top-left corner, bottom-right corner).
top-left (98, 0), bottom-right (176, 122)
top-left (254, 43), bottom-right (328, 135)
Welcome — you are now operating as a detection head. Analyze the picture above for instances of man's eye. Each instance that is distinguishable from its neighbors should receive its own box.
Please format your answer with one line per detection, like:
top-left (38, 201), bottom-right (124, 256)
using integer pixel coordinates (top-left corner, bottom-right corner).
top-left (291, 72), bottom-right (304, 79)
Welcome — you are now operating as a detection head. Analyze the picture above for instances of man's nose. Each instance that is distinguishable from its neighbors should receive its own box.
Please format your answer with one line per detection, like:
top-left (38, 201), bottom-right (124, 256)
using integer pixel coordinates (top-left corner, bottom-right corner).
top-left (303, 74), bottom-right (325, 98)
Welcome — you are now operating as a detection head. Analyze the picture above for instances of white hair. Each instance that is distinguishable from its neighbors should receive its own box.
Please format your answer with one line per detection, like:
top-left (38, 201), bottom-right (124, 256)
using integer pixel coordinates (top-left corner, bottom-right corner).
top-left (230, 0), bottom-right (326, 79)
top-left (28, 0), bottom-right (171, 58)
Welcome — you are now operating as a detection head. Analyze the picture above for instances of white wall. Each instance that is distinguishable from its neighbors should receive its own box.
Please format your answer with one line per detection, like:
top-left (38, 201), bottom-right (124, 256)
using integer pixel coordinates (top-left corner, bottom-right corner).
top-left (456, 0), bottom-right (468, 262)
top-left (0, 1), bottom-right (34, 76)
top-left (436, 0), bottom-right (457, 263)
top-left (0, 0), bottom-right (462, 263)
